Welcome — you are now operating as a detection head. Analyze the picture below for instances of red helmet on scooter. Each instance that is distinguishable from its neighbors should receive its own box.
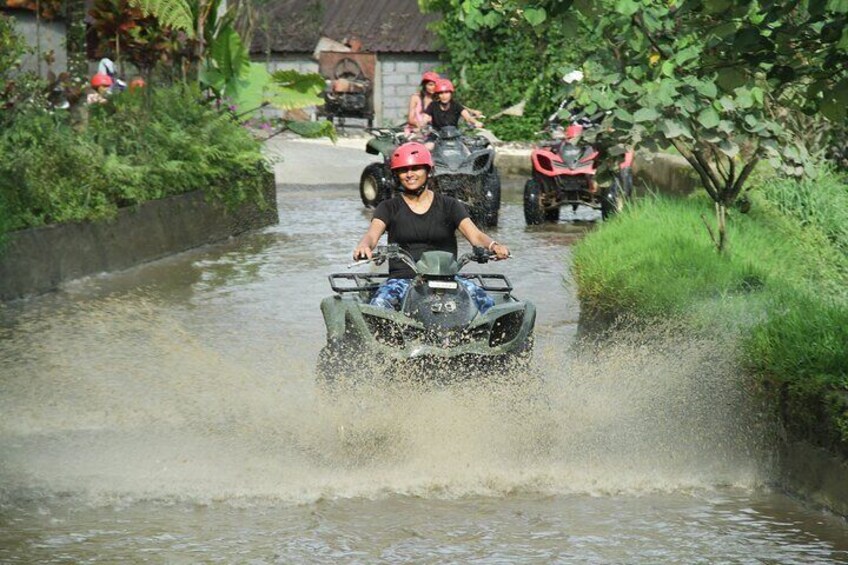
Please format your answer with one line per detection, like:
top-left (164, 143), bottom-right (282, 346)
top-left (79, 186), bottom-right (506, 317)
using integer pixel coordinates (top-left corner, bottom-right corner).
top-left (390, 142), bottom-right (434, 170)
top-left (91, 73), bottom-right (113, 88)
top-left (434, 79), bottom-right (454, 94)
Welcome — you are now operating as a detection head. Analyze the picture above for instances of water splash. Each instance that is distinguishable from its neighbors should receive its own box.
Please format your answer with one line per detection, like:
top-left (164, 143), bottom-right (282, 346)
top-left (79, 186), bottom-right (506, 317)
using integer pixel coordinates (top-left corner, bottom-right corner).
top-left (0, 297), bottom-right (773, 507)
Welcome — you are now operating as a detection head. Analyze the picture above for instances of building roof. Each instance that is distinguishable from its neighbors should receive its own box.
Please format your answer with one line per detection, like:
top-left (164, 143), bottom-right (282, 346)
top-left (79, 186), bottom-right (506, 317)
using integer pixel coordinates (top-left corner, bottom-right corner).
top-left (251, 0), bottom-right (441, 54)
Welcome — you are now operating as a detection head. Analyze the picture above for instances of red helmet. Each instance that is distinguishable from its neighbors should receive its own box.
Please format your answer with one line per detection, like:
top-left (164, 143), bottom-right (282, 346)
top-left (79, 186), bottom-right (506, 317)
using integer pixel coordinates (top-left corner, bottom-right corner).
top-left (91, 73), bottom-right (112, 88)
top-left (434, 78), bottom-right (454, 94)
top-left (565, 124), bottom-right (583, 140)
top-left (421, 71), bottom-right (439, 85)
top-left (390, 142), bottom-right (433, 170)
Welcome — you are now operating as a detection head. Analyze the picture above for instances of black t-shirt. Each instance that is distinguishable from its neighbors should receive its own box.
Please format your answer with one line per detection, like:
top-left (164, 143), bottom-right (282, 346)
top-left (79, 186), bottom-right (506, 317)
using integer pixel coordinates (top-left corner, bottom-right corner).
top-left (372, 192), bottom-right (470, 278)
top-left (424, 100), bottom-right (464, 129)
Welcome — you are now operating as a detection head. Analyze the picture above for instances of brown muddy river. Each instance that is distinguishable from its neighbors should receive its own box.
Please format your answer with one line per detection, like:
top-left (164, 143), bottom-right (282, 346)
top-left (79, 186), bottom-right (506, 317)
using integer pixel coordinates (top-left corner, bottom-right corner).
top-left (0, 139), bottom-right (846, 562)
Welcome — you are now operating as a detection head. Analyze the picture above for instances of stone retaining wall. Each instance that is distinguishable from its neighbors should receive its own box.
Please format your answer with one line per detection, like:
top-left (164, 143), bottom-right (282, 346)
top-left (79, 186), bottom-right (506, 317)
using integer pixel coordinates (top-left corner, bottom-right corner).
top-left (0, 171), bottom-right (278, 301)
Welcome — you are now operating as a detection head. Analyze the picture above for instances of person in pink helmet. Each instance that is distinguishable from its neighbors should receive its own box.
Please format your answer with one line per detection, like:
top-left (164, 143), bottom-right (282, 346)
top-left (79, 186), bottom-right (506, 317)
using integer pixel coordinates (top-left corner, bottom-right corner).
top-left (353, 142), bottom-right (509, 310)
top-left (424, 78), bottom-right (483, 130)
top-left (407, 70), bottom-right (439, 132)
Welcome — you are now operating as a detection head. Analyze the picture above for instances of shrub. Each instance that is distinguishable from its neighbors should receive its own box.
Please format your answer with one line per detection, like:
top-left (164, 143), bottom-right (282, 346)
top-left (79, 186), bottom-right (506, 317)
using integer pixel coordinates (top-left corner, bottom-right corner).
top-left (0, 84), bottom-right (269, 234)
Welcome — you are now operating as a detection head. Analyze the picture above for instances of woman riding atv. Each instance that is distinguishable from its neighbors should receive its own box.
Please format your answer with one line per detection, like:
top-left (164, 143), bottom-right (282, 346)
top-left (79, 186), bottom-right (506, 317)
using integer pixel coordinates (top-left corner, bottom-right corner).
top-left (424, 79), bottom-right (484, 130)
top-left (352, 142), bottom-right (510, 311)
top-left (407, 70), bottom-right (439, 133)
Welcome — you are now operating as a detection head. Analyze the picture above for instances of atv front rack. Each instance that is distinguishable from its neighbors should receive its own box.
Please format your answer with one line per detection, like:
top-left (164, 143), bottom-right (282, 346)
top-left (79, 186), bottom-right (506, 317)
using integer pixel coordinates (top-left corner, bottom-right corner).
top-left (329, 273), bottom-right (513, 294)
top-left (329, 273), bottom-right (390, 293)
top-left (459, 273), bottom-right (513, 293)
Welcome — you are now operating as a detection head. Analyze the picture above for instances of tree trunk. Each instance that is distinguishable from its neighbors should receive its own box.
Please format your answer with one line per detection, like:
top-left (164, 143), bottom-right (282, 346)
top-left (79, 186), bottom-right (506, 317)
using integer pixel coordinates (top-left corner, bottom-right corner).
top-left (716, 202), bottom-right (727, 253)
top-left (65, 0), bottom-right (88, 78)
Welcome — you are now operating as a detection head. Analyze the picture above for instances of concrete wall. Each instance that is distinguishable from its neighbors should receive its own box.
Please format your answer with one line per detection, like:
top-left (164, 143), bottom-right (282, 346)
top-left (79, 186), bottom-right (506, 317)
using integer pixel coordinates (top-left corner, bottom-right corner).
top-left (0, 172), bottom-right (278, 301)
top-left (779, 440), bottom-right (848, 517)
top-left (7, 11), bottom-right (68, 77)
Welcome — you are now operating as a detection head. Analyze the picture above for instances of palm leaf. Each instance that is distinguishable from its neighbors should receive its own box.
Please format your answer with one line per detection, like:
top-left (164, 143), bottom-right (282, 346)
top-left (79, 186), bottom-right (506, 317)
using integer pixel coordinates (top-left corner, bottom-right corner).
top-left (128, 0), bottom-right (195, 37)
top-left (231, 63), bottom-right (324, 112)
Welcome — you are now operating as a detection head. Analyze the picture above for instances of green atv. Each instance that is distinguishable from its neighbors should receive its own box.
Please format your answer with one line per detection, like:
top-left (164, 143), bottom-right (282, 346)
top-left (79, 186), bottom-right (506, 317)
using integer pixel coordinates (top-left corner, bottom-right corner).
top-left (318, 245), bottom-right (536, 386)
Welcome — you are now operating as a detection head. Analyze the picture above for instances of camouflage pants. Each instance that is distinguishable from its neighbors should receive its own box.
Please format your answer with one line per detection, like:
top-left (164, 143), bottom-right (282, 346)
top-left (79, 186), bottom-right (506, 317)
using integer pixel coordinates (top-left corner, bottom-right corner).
top-left (370, 277), bottom-right (494, 313)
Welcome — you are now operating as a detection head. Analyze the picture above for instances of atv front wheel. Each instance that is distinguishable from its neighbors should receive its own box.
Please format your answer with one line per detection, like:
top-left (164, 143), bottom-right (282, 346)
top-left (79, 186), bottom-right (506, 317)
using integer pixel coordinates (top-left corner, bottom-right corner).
top-left (477, 169), bottom-right (502, 227)
top-left (359, 163), bottom-right (386, 208)
top-left (523, 179), bottom-right (546, 225)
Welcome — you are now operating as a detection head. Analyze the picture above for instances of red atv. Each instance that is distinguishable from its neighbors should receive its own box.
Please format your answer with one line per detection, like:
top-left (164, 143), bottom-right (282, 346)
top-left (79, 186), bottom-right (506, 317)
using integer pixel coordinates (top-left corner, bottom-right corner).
top-left (524, 114), bottom-right (634, 224)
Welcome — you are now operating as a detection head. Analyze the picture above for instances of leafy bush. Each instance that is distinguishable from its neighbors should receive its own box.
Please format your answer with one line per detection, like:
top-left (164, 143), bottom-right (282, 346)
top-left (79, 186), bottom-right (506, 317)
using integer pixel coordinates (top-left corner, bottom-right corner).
top-left (0, 84), bottom-right (269, 234)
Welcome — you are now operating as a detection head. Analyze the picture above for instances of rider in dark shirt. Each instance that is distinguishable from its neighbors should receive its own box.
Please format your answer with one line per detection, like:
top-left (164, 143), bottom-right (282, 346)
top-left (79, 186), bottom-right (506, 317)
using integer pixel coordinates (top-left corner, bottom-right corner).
top-left (353, 142), bottom-right (508, 310)
top-left (424, 79), bottom-right (483, 130)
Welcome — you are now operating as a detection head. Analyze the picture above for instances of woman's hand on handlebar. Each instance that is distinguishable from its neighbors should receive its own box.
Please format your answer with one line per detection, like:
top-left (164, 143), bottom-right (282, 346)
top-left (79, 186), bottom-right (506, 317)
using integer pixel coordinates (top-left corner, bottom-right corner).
top-left (352, 244), bottom-right (373, 261)
top-left (490, 242), bottom-right (510, 260)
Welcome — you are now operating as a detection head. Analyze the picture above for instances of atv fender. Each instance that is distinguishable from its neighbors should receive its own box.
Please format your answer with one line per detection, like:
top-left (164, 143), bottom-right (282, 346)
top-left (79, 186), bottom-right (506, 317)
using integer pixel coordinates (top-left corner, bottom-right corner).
top-left (320, 296), bottom-right (348, 342)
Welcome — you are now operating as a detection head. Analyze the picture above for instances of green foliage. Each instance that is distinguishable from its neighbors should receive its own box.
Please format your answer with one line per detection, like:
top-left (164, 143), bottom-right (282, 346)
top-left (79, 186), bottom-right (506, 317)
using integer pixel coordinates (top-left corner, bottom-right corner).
top-left (759, 168), bottom-right (848, 258)
top-left (128, 0), bottom-right (195, 36)
top-left (744, 290), bottom-right (848, 453)
top-left (0, 84), bottom-right (269, 233)
top-left (200, 24), bottom-right (252, 95)
top-left (0, 13), bottom-right (26, 77)
top-left (200, 25), bottom-right (324, 114)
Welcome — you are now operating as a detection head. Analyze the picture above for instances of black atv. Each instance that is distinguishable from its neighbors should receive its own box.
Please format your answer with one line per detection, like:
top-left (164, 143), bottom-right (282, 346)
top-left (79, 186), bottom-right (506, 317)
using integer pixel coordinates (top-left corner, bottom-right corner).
top-left (317, 245), bottom-right (535, 386)
top-left (358, 126), bottom-right (502, 227)
top-left (429, 126), bottom-right (502, 227)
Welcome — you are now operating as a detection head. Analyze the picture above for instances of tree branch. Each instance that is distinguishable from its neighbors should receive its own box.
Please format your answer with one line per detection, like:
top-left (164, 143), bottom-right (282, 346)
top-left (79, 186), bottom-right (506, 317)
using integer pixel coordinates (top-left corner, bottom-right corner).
top-left (730, 157), bottom-right (759, 201)
top-left (710, 145), bottom-right (729, 184)
top-left (631, 13), bottom-right (670, 60)
top-left (693, 149), bottom-right (724, 199)
top-left (670, 138), bottom-right (720, 201)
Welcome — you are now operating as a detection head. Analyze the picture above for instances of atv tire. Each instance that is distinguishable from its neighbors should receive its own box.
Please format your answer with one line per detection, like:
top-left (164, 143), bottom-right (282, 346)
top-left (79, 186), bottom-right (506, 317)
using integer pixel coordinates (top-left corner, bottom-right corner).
top-left (477, 169), bottom-right (502, 227)
top-left (359, 163), bottom-right (386, 208)
top-left (524, 178), bottom-right (545, 225)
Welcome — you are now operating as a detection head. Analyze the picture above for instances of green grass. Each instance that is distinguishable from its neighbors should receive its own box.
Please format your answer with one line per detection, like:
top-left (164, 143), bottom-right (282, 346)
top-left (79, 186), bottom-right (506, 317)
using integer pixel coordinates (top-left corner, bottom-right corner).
top-left (573, 192), bottom-right (845, 318)
top-left (572, 185), bottom-right (848, 453)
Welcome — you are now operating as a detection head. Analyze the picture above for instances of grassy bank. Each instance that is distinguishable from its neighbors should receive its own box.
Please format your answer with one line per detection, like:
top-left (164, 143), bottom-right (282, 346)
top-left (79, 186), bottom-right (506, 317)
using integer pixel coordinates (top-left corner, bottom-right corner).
top-left (0, 84), bottom-right (270, 237)
top-left (572, 170), bottom-right (848, 456)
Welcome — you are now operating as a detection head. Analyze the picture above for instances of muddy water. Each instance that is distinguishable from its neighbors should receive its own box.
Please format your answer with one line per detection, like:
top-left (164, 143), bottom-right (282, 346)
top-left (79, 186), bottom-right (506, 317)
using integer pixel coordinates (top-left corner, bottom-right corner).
top-left (1, 140), bottom-right (846, 562)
